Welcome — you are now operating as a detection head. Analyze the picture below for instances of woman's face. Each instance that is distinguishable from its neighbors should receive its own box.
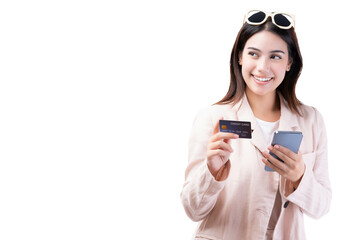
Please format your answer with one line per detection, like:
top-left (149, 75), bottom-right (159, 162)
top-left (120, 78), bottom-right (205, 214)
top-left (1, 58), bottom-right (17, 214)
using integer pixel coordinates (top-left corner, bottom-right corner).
top-left (240, 30), bottom-right (292, 98)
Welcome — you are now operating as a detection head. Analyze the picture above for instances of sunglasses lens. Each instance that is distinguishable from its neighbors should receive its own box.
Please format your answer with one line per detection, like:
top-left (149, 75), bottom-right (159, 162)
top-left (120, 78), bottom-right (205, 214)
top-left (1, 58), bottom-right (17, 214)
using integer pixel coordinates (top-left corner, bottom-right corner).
top-left (274, 13), bottom-right (292, 27)
top-left (247, 11), bottom-right (266, 23)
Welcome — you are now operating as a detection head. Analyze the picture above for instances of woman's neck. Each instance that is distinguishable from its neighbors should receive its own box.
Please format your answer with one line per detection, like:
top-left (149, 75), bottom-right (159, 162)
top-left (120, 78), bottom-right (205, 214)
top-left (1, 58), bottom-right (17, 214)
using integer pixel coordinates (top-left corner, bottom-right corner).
top-left (245, 89), bottom-right (281, 122)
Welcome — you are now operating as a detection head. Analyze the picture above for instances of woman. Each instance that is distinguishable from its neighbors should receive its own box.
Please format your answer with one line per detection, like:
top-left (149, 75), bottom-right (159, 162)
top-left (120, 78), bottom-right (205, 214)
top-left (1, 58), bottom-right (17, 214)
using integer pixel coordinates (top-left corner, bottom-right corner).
top-left (181, 10), bottom-right (331, 240)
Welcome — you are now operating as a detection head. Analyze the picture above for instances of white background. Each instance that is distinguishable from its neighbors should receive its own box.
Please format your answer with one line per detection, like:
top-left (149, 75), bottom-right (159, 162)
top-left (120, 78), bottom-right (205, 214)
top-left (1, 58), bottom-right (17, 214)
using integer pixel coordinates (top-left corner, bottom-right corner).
top-left (0, 0), bottom-right (359, 239)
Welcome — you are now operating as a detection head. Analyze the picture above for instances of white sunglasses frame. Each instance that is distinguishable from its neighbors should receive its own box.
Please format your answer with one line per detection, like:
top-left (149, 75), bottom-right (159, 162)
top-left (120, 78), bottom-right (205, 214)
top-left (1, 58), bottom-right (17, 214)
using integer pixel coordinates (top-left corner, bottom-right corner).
top-left (243, 10), bottom-right (295, 30)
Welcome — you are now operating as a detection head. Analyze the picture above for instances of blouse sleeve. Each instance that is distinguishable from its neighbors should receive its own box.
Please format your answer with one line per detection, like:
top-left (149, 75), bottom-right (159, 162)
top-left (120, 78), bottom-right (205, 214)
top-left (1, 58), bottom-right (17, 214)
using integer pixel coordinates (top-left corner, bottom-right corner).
top-left (180, 108), bottom-right (226, 222)
top-left (286, 108), bottom-right (332, 219)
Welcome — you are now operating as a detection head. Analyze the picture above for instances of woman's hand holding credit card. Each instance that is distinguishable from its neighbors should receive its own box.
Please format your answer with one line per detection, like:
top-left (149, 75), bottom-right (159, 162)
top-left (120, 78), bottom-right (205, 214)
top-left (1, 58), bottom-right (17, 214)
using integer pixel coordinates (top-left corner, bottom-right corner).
top-left (206, 118), bottom-right (239, 181)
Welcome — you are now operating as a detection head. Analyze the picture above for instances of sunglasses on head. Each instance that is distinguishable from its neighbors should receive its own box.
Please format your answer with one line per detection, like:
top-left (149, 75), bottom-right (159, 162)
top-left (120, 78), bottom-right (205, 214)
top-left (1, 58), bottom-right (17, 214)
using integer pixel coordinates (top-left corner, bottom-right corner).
top-left (244, 10), bottom-right (295, 29)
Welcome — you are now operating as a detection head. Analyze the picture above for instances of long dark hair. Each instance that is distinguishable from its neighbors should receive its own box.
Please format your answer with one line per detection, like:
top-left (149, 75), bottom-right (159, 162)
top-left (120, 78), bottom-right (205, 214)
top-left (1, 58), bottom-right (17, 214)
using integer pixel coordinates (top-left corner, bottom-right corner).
top-left (216, 19), bottom-right (303, 115)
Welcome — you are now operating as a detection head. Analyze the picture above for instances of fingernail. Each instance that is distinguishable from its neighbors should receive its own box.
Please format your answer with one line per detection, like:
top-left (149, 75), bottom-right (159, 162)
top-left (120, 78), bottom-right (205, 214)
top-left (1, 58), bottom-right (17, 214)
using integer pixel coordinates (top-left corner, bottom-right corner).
top-left (234, 134), bottom-right (239, 138)
top-left (274, 145), bottom-right (280, 149)
top-left (268, 146), bottom-right (273, 151)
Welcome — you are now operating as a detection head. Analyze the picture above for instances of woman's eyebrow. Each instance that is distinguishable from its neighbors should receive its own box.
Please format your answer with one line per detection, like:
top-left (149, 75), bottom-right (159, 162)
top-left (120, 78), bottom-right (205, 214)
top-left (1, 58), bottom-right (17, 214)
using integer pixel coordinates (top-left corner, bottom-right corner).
top-left (247, 47), bottom-right (261, 52)
top-left (270, 50), bottom-right (286, 54)
top-left (247, 47), bottom-right (285, 54)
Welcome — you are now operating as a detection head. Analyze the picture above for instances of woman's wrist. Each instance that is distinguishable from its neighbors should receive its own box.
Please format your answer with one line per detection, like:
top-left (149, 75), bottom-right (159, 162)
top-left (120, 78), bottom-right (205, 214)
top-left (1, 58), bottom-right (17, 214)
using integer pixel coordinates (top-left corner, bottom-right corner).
top-left (208, 161), bottom-right (231, 181)
top-left (292, 172), bottom-right (304, 190)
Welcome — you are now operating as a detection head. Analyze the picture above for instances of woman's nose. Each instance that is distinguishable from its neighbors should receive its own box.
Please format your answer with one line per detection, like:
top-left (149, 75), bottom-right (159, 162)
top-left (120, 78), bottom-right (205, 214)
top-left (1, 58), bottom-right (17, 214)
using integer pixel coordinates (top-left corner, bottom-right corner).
top-left (257, 57), bottom-right (270, 72)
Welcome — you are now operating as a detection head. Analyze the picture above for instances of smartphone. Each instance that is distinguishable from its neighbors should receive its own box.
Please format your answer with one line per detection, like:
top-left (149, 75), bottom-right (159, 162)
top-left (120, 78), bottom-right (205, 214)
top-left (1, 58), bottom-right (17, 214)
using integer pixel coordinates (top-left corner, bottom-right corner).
top-left (265, 131), bottom-right (303, 172)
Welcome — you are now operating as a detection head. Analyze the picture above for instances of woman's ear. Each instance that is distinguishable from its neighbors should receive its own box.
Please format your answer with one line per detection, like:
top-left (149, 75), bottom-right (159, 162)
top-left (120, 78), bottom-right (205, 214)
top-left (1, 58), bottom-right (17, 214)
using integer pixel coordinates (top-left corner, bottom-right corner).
top-left (287, 58), bottom-right (293, 71)
top-left (238, 53), bottom-right (243, 65)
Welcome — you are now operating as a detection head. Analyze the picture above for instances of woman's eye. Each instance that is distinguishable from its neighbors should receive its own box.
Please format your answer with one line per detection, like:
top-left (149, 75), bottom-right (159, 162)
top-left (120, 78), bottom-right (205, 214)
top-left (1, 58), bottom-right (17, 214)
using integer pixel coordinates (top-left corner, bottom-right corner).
top-left (248, 52), bottom-right (258, 57)
top-left (271, 55), bottom-right (281, 60)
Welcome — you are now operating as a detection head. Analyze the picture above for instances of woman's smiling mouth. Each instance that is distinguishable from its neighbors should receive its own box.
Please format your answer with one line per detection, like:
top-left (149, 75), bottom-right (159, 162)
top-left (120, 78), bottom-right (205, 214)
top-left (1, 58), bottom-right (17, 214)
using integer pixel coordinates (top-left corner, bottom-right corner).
top-left (251, 75), bottom-right (272, 82)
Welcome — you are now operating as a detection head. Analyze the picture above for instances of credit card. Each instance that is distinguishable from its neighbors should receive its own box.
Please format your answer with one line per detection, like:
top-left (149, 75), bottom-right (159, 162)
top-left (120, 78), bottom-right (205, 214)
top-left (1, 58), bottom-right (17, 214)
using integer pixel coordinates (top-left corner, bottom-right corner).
top-left (219, 120), bottom-right (252, 139)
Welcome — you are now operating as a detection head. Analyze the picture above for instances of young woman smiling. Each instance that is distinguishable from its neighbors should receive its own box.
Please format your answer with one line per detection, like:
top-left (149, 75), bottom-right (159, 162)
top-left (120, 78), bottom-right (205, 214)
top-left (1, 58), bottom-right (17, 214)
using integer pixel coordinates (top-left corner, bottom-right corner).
top-left (181, 10), bottom-right (331, 240)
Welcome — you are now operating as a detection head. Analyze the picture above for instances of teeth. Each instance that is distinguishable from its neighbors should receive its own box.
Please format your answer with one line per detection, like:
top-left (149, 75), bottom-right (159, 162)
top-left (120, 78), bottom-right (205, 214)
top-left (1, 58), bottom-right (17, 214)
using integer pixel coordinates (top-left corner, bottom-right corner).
top-left (253, 76), bottom-right (272, 82)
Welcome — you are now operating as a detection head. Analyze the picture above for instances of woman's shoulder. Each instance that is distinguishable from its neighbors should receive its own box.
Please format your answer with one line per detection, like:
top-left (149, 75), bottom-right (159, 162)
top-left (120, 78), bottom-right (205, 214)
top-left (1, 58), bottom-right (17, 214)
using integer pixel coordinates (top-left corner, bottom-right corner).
top-left (191, 103), bottom-right (237, 130)
top-left (196, 103), bottom-right (236, 119)
top-left (298, 102), bottom-right (325, 125)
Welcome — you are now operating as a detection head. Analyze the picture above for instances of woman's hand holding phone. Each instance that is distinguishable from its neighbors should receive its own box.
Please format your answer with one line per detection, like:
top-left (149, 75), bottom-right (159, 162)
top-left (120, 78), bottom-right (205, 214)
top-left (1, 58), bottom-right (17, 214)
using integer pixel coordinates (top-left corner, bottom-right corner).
top-left (262, 145), bottom-right (305, 189)
top-left (207, 117), bottom-right (238, 181)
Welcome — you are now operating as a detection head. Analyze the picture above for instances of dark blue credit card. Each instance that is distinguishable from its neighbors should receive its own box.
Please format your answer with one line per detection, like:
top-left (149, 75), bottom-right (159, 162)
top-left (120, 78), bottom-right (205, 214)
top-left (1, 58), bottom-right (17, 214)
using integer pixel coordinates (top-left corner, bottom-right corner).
top-left (219, 120), bottom-right (252, 139)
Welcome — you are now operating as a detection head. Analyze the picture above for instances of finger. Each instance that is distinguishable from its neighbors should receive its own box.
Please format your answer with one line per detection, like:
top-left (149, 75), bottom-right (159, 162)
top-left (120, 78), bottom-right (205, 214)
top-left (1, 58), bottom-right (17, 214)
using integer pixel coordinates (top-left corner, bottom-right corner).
top-left (208, 141), bottom-right (234, 152)
top-left (262, 150), bottom-right (288, 172)
top-left (212, 117), bottom-right (224, 135)
top-left (262, 157), bottom-right (284, 174)
top-left (208, 149), bottom-right (231, 159)
top-left (272, 145), bottom-right (298, 161)
top-left (222, 131), bottom-right (238, 143)
top-left (298, 151), bottom-right (303, 159)
top-left (210, 132), bottom-right (239, 142)
top-left (268, 146), bottom-right (297, 169)
top-left (267, 147), bottom-right (292, 165)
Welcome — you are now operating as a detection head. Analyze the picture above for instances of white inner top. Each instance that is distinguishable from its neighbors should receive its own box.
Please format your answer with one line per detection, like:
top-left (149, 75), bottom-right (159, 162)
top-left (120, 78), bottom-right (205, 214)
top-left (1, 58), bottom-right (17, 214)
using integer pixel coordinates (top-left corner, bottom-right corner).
top-left (255, 118), bottom-right (280, 145)
top-left (255, 117), bottom-right (281, 240)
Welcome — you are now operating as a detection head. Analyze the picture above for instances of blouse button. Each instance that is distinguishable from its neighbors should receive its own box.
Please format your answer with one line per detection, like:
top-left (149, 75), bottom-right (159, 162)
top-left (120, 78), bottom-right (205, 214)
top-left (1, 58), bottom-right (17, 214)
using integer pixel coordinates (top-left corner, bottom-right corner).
top-left (283, 201), bottom-right (290, 208)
